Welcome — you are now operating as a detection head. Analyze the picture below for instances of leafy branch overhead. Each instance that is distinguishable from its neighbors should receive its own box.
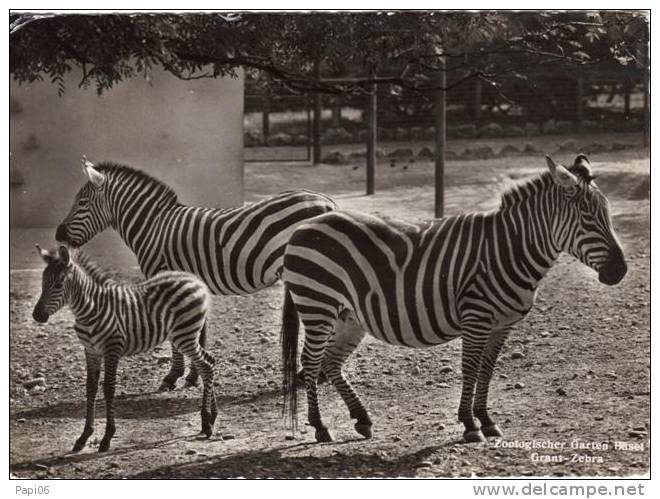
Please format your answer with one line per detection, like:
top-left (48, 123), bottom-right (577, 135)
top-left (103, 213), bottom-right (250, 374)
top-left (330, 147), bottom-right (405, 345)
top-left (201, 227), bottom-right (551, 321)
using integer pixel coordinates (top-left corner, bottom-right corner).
top-left (10, 11), bottom-right (648, 96)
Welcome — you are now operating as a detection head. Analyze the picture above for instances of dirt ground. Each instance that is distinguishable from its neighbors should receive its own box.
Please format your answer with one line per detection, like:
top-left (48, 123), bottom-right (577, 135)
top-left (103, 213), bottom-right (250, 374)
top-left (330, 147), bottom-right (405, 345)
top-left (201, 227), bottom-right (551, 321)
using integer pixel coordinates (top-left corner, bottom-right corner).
top-left (9, 139), bottom-right (650, 478)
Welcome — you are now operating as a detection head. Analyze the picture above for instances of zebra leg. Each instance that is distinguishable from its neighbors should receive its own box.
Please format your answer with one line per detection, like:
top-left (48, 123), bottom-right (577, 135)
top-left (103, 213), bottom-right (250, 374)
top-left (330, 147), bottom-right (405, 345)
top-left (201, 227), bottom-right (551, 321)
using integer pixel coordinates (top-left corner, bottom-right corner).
top-left (184, 321), bottom-right (207, 388)
top-left (158, 346), bottom-right (185, 392)
top-left (474, 329), bottom-right (511, 438)
top-left (300, 320), bottom-right (335, 443)
top-left (458, 331), bottom-right (489, 443)
top-left (98, 351), bottom-right (121, 452)
top-left (177, 337), bottom-right (217, 437)
top-left (320, 313), bottom-right (371, 439)
top-left (72, 351), bottom-right (101, 452)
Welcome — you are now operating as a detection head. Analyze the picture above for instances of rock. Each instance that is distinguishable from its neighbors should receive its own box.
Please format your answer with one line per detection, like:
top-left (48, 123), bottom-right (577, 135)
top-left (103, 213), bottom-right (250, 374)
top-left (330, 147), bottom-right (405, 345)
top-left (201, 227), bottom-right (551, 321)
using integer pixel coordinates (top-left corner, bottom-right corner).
top-left (612, 142), bottom-right (636, 151)
top-left (583, 142), bottom-right (606, 154)
top-left (499, 374), bottom-right (509, 379)
top-left (293, 134), bottom-right (310, 146)
top-left (388, 148), bottom-right (414, 159)
top-left (417, 147), bottom-right (435, 160)
top-left (321, 127), bottom-right (353, 145)
top-left (504, 125), bottom-right (526, 137)
top-left (23, 377), bottom-right (46, 389)
top-left (542, 119), bottom-right (558, 135)
top-left (439, 366), bottom-right (453, 374)
top-left (244, 130), bottom-right (263, 146)
top-left (514, 382), bottom-right (525, 389)
top-left (411, 366), bottom-right (421, 375)
top-left (524, 123), bottom-right (541, 136)
top-left (322, 151), bottom-right (347, 165)
top-left (437, 423), bottom-right (445, 430)
top-left (417, 460), bottom-right (433, 468)
top-left (185, 449), bottom-right (197, 455)
top-left (17, 418), bottom-right (26, 423)
top-left (284, 435), bottom-right (295, 441)
top-left (594, 415), bottom-right (604, 421)
top-left (221, 434), bottom-right (236, 440)
top-left (628, 430), bottom-right (647, 439)
top-left (556, 120), bottom-right (574, 134)
top-left (499, 144), bottom-right (520, 156)
top-left (556, 387), bottom-right (567, 396)
top-left (410, 126), bottom-right (426, 140)
top-left (632, 425), bottom-right (647, 432)
top-left (557, 139), bottom-right (578, 152)
top-left (265, 132), bottom-right (293, 147)
top-left (511, 351), bottom-right (525, 360)
top-left (473, 146), bottom-right (495, 159)
top-left (478, 123), bottom-right (505, 138)
top-left (437, 382), bottom-right (450, 388)
top-left (523, 143), bottom-right (540, 154)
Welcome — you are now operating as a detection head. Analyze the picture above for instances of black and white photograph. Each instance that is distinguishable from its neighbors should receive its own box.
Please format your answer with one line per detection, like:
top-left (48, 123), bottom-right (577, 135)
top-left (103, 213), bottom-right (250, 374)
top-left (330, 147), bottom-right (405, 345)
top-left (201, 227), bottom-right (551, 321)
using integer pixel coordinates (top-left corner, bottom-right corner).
top-left (7, 7), bottom-right (651, 485)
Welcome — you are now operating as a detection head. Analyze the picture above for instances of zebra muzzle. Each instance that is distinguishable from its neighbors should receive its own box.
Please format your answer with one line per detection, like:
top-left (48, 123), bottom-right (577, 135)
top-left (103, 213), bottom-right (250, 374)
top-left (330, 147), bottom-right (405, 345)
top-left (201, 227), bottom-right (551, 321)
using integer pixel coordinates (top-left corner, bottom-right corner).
top-left (32, 303), bottom-right (49, 324)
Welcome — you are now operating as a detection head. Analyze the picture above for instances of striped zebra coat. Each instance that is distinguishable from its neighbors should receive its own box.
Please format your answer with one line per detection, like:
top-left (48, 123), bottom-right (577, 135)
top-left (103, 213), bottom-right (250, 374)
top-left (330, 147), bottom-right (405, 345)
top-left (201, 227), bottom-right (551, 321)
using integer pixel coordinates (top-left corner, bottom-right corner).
top-left (32, 246), bottom-right (215, 452)
top-left (56, 160), bottom-right (337, 390)
top-left (281, 155), bottom-right (627, 443)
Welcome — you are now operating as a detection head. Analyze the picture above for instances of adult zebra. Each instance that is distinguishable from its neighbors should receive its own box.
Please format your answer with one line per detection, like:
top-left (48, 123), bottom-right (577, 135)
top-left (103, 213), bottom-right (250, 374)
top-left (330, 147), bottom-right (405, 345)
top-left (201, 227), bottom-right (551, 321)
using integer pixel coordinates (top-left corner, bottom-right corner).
top-left (56, 158), bottom-right (337, 391)
top-left (32, 246), bottom-right (215, 452)
top-left (282, 154), bottom-right (627, 443)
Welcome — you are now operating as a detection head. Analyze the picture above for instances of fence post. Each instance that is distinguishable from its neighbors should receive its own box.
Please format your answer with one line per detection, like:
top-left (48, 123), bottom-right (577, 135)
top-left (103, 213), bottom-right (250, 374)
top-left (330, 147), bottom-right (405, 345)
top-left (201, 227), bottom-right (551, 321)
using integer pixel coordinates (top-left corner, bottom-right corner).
top-left (474, 79), bottom-right (482, 126)
top-left (643, 23), bottom-right (649, 148)
top-left (262, 92), bottom-right (271, 142)
top-left (366, 68), bottom-right (377, 196)
top-left (433, 58), bottom-right (446, 219)
top-left (576, 76), bottom-right (584, 131)
top-left (313, 58), bottom-right (322, 165)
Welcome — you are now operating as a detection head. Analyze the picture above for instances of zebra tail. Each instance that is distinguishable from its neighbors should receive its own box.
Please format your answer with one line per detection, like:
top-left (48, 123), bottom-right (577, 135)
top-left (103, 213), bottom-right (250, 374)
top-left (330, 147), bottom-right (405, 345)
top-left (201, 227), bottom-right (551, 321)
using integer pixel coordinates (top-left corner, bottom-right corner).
top-left (281, 285), bottom-right (299, 433)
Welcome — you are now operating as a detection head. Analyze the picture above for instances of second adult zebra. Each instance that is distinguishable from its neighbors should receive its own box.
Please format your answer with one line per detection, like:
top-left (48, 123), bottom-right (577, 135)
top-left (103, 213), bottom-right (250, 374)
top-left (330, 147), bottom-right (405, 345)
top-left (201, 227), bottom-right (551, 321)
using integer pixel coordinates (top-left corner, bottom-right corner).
top-left (56, 158), bottom-right (337, 391)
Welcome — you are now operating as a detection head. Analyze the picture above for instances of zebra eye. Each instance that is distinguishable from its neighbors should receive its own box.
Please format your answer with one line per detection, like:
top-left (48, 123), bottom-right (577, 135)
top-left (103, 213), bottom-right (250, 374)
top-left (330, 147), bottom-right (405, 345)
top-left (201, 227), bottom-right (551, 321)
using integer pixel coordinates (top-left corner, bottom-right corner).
top-left (78, 198), bottom-right (89, 207)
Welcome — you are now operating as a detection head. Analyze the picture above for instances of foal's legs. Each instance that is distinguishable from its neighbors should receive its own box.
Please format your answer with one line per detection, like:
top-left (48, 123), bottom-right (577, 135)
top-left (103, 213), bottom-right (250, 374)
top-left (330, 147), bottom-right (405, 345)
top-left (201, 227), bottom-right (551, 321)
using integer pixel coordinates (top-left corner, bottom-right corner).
top-left (98, 350), bottom-right (121, 452)
top-left (473, 328), bottom-right (511, 438)
top-left (184, 321), bottom-right (208, 388)
top-left (158, 346), bottom-right (186, 392)
top-left (321, 313), bottom-right (371, 438)
top-left (174, 335), bottom-right (217, 437)
top-left (72, 351), bottom-right (101, 452)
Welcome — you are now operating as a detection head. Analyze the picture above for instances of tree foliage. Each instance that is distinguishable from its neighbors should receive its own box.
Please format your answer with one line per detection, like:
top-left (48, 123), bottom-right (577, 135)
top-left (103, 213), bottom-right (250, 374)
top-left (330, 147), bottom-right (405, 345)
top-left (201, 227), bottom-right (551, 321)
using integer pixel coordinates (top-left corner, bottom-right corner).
top-left (10, 11), bottom-right (648, 96)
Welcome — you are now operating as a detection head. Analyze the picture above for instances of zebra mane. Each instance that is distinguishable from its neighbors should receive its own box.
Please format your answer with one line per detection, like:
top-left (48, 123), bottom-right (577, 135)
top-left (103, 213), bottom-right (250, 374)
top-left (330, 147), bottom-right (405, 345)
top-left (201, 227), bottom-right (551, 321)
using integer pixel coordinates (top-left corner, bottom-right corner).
top-left (499, 172), bottom-right (555, 210)
top-left (499, 161), bottom-right (595, 210)
top-left (95, 162), bottom-right (179, 206)
top-left (72, 251), bottom-right (115, 286)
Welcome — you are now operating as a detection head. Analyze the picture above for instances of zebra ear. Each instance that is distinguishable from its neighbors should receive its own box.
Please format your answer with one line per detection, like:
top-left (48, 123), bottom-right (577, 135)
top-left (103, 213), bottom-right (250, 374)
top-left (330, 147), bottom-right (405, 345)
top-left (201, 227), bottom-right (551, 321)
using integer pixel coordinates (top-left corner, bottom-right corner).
top-left (35, 244), bottom-right (52, 263)
top-left (81, 156), bottom-right (106, 187)
top-left (58, 245), bottom-right (71, 266)
top-left (546, 156), bottom-right (578, 188)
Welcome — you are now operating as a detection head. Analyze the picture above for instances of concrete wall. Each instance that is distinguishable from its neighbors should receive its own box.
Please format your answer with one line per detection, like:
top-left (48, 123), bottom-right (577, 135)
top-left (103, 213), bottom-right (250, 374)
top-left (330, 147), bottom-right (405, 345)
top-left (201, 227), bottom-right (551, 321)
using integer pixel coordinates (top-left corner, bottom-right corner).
top-left (10, 67), bottom-right (244, 228)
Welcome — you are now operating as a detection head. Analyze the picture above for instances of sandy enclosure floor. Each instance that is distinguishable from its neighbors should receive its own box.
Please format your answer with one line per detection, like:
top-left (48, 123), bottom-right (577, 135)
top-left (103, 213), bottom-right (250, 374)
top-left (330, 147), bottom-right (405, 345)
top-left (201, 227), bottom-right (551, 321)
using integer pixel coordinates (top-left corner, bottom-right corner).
top-left (10, 146), bottom-right (650, 478)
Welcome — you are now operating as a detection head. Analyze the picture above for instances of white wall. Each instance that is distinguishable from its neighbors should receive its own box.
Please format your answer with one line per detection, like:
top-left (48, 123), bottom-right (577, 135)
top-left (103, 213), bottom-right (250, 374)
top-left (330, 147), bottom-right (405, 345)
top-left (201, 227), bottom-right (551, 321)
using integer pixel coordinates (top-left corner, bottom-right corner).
top-left (10, 67), bottom-right (244, 227)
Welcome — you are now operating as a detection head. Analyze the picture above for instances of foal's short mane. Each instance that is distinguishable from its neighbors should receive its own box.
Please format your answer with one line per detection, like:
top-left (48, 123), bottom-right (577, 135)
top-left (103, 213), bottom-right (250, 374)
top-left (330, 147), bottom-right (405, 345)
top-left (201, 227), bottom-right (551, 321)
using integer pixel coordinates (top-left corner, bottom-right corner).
top-left (73, 251), bottom-right (115, 286)
top-left (95, 162), bottom-right (179, 206)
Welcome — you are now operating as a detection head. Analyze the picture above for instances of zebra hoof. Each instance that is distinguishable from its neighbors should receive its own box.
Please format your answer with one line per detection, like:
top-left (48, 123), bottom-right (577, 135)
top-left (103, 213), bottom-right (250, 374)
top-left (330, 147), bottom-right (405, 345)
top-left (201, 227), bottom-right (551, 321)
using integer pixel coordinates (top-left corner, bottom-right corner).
top-left (98, 439), bottom-right (111, 453)
top-left (463, 429), bottom-right (486, 443)
top-left (72, 440), bottom-right (85, 453)
top-left (183, 378), bottom-right (199, 389)
top-left (355, 422), bottom-right (372, 439)
top-left (315, 428), bottom-right (333, 443)
top-left (482, 424), bottom-right (503, 438)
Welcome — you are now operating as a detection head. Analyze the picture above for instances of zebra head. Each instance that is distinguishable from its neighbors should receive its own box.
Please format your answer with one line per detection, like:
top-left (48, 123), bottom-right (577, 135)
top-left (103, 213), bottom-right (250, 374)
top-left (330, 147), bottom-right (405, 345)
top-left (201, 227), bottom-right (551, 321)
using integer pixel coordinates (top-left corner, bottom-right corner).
top-left (32, 245), bottom-right (73, 323)
top-left (546, 154), bottom-right (627, 285)
top-left (56, 159), bottom-right (112, 247)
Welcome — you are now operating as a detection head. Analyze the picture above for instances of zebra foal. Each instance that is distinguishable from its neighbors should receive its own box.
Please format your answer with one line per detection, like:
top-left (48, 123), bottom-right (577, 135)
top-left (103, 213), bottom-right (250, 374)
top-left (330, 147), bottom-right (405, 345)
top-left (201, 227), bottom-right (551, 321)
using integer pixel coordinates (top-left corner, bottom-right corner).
top-left (282, 154), bottom-right (627, 444)
top-left (32, 246), bottom-right (215, 452)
